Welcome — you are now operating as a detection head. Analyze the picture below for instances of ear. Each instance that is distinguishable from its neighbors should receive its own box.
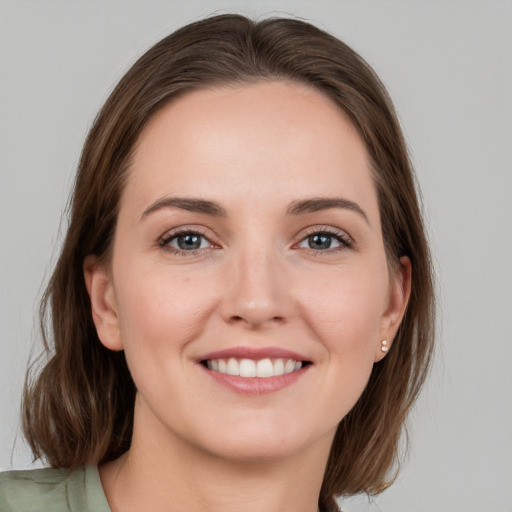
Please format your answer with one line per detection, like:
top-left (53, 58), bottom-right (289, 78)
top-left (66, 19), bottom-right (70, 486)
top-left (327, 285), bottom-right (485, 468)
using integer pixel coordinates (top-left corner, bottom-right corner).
top-left (83, 255), bottom-right (124, 351)
top-left (374, 256), bottom-right (412, 362)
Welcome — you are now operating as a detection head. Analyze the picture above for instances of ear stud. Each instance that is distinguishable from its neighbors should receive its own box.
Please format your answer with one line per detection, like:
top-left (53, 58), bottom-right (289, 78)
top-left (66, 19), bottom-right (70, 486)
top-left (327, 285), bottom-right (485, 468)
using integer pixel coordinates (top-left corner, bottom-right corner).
top-left (381, 339), bottom-right (389, 353)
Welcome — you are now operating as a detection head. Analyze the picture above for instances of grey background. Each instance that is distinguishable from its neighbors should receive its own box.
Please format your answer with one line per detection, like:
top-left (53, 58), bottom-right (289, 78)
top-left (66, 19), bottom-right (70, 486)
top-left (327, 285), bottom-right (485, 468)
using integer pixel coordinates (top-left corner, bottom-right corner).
top-left (1, 1), bottom-right (511, 511)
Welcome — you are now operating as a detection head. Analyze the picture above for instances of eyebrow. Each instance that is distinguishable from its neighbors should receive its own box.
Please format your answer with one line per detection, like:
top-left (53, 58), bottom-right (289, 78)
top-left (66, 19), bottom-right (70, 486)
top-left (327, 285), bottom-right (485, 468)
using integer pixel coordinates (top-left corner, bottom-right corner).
top-left (141, 195), bottom-right (369, 224)
top-left (141, 197), bottom-right (227, 219)
top-left (287, 197), bottom-right (370, 224)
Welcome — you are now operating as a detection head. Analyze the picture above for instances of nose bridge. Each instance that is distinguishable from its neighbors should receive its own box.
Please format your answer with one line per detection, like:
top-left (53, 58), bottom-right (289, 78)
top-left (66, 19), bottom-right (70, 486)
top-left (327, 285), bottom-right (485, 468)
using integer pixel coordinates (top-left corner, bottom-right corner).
top-left (223, 236), bottom-right (289, 327)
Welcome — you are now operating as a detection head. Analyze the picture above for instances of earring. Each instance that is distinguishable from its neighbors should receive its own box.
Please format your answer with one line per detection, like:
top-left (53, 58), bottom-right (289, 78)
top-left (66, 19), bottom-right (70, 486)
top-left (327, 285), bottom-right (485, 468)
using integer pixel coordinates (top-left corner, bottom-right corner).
top-left (381, 339), bottom-right (389, 353)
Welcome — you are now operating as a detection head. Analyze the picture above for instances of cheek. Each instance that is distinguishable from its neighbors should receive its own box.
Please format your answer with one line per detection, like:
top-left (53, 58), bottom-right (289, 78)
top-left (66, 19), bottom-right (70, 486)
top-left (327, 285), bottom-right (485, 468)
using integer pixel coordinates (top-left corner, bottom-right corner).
top-left (111, 265), bottom-right (221, 420)
top-left (113, 265), bottom-right (217, 357)
top-left (299, 265), bottom-right (387, 395)
top-left (303, 268), bottom-right (386, 345)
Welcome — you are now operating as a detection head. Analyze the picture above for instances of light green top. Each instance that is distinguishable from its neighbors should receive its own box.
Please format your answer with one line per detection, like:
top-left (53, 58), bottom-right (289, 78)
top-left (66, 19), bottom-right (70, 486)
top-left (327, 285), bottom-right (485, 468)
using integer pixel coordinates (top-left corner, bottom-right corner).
top-left (0, 465), bottom-right (111, 512)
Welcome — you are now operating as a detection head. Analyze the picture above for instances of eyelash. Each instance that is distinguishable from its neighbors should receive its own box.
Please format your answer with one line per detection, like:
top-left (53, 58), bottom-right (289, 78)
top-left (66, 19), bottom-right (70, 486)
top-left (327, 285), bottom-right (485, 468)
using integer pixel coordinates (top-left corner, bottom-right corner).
top-left (158, 227), bottom-right (353, 256)
top-left (296, 227), bottom-right (353, 254)
top-left (158, 228), bottom-right (216, 256)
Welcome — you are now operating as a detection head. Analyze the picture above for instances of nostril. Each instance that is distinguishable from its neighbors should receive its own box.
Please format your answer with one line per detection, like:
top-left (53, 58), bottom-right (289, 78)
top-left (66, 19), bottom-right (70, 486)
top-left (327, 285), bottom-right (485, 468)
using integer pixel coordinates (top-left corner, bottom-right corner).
top-left (229, 315), bottom-right (245, 324)
top-left (228, 315), bottom-right (285, 327)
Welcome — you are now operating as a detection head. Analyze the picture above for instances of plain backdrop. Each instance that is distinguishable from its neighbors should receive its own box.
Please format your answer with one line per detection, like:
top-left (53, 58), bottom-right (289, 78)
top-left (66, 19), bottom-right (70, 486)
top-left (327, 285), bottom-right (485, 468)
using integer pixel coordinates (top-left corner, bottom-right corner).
top-left (1, 1), bottom-right (511, 511)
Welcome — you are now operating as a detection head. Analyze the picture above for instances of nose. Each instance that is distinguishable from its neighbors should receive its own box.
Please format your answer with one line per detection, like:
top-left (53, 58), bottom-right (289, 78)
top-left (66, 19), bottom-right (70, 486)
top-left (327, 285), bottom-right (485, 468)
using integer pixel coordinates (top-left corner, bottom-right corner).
top-left (220, 246), bottom-right (292, 329)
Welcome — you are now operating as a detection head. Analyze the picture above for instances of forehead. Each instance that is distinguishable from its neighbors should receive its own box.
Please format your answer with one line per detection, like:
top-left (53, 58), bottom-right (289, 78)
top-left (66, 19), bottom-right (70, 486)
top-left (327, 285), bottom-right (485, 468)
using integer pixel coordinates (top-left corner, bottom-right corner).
top-left (123, 80), bottom-right (378, 219)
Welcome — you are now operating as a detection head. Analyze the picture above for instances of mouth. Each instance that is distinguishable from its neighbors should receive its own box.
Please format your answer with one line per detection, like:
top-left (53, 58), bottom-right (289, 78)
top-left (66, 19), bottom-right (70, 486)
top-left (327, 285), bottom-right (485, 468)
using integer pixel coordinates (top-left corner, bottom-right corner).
top-left (200, 357), bottom-right (311, 378)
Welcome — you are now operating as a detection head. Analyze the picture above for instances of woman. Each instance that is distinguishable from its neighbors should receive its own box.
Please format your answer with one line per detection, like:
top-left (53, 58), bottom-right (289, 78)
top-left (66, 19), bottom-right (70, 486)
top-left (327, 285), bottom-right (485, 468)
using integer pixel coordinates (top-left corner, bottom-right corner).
top-left (0, 14), bottom-right (434, 512)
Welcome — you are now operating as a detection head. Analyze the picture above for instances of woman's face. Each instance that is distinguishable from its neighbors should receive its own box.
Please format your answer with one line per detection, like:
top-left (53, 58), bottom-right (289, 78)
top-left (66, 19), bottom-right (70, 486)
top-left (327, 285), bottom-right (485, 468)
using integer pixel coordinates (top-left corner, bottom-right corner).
top-left (86, 81), bottom-right (410, 463)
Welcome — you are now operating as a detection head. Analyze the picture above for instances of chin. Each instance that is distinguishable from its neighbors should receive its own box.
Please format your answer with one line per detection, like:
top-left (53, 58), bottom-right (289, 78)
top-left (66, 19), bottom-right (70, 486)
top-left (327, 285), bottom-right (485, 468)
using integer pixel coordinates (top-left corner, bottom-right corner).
top-left (202, 437), bottom-right (308, 464)
top-left (188, 413), bottom-right (335, 464)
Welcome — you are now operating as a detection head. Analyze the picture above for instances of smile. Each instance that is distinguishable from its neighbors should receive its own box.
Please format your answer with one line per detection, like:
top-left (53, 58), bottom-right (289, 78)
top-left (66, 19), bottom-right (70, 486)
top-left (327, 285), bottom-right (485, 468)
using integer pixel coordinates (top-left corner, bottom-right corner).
top-left (204, 358), bottom-right (304, 378)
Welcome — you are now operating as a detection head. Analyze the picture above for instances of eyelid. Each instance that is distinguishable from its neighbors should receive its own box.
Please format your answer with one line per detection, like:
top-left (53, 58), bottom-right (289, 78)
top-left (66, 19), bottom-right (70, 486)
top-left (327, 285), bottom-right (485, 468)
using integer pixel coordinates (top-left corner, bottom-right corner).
top-left (158, 226), bottom-right (221, 255)
top-left (293, 225), bottom-right (354, 252)
top-left (157, 224), bottom-right (353, 256)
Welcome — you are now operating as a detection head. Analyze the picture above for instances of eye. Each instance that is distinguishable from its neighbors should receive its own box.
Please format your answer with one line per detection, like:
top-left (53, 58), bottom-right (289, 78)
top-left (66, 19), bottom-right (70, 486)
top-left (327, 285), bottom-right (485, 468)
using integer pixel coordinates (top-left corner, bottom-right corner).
top-left (296, 229), bottom-right (352, 252)
top-left (159, 229), bottom-right (213, 254)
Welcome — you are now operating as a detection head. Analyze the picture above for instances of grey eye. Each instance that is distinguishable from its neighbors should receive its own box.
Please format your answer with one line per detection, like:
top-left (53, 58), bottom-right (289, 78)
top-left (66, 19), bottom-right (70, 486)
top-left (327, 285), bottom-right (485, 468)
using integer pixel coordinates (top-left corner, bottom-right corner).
top-left (167, 232), bottom-right (210, 251)
top-left (178, 233), bottom-right (202, 250)
top-left (308, 234), bottom-right (333, 249)
top-left (298, 233), bottom-right (342, 250)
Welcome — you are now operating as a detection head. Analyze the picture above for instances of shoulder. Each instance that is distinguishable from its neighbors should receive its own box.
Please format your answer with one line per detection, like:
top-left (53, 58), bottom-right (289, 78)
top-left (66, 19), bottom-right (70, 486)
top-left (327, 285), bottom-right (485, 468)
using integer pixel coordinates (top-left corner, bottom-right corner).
top-left (0, 466), bottom-right (111, 512)
top-left (0, 467), bottom-right (71, 512)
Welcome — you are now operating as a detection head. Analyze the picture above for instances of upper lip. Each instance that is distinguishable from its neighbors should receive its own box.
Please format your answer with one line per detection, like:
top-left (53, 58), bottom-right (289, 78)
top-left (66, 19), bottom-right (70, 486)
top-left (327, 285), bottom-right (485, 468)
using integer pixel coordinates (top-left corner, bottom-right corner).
top-left (198, 346), bottom-right (311, 362)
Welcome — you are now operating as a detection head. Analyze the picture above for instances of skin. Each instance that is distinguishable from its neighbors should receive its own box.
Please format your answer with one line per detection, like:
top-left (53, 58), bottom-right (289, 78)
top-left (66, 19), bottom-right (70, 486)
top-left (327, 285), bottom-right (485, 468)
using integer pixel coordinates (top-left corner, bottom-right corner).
top-left (85, 81), bottom-right (411, 512)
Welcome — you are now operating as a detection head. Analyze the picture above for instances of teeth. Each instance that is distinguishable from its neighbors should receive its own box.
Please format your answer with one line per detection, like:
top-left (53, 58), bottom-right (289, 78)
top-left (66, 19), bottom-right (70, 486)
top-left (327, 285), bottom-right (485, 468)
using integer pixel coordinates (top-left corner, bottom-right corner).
top-left (227, 358), bottom-right (239, 376)
top-left (273, 359), bottom-right (285, 376)
top-left (239, 359), bottom-right (256, 377)
top-left (284, 359), bottom-right (296, 374)
top-left (206, 357), bottom-right (305, 378)
top-left (256, 358), bottom-right (273, 378)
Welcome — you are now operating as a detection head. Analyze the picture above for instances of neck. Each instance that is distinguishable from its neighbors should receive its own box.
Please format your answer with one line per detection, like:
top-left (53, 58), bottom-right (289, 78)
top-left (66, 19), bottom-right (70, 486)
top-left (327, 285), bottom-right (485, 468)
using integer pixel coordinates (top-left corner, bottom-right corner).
top-left (99, 400), bottom-right (333, 512)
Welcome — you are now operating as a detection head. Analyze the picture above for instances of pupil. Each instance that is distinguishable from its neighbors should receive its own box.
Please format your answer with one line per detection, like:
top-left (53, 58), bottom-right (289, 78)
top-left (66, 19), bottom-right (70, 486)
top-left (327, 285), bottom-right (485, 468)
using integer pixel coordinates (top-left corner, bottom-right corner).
top-left (309, 234), bottom-right (331, 249)
top-left (178, 234), bottom-right (201, 250)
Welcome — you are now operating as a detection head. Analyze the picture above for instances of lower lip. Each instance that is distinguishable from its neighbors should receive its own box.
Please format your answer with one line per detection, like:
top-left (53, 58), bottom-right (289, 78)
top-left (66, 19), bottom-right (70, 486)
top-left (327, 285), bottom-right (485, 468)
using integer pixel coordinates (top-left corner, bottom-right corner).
top-left (200, 365), bottom-right (310, 395)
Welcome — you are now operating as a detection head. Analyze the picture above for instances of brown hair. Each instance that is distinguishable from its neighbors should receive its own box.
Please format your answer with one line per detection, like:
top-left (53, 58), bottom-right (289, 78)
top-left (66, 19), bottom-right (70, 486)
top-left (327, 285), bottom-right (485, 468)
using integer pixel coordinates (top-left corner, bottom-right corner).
top-left (23, 14), bottom-right (435, 510)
